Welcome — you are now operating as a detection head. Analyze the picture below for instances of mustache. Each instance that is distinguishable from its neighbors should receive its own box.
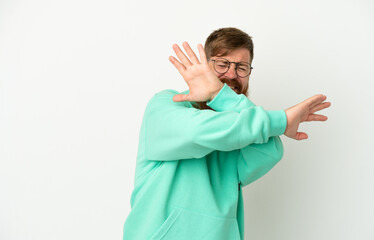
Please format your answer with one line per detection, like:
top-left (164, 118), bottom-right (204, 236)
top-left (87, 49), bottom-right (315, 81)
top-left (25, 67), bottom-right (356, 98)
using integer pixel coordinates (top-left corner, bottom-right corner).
top-left (219, 79), bottom-right (242, 91)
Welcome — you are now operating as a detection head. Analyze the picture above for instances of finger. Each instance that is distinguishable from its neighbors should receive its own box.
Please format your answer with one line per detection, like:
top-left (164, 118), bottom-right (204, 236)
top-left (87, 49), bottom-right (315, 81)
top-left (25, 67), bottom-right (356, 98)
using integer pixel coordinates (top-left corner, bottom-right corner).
top-left (305, 114), bottom-right (328, 122)
top-left (172, 44), bottom-right (192, 66)
top-left (295, 132), bottom-right (308, 140)
top-left (182, 42), bottom-right (200, 64)
top-left (173, 94), bottom-right (190, 102)
top-left (169, 56), bottom-right (186, 73)
top-left (310, 101), bottom-right (331, 113)
top-left (197, 44), bottom-right (208, 64)
top-left (305, 94), bottom-right (327, 109)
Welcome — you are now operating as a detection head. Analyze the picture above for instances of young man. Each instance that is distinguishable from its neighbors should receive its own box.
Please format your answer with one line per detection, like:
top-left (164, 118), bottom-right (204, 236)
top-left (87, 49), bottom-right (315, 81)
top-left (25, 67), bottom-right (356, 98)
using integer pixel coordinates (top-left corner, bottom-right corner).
top-left (123, 27), bottom-right (330, 240)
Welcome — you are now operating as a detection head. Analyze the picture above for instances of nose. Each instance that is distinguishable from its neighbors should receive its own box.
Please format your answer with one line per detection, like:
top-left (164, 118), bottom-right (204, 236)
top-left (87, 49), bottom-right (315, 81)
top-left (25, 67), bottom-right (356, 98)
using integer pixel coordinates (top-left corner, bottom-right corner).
top-left (224, 64), bottom-right (238, 79)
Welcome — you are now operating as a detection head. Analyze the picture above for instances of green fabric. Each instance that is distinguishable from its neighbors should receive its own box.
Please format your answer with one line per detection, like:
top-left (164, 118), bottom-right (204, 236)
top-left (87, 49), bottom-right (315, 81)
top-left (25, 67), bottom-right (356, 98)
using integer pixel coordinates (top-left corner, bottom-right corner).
top-left (123, 83), bottom-right (287, 240)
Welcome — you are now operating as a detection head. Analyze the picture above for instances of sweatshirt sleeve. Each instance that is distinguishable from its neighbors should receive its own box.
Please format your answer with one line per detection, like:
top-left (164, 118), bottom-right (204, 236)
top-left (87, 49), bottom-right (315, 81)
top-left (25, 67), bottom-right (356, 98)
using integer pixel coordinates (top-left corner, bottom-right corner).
top-left (206, 84), bottom-right (286, 186)
top-left (144, 84), bottom-right (286, 161)
top-left (237, 137), bottom-right (284, 186)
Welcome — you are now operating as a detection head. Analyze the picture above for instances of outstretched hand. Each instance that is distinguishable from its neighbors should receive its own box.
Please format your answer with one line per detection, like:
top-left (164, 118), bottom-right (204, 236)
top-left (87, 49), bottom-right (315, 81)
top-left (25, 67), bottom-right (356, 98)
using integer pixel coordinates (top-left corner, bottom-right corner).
top-left (169, 42), bottom-right (223, 102)
top-left (284, 94), bottom-right (331, 140)
top-left (169, 42), bottom-right (331, 141)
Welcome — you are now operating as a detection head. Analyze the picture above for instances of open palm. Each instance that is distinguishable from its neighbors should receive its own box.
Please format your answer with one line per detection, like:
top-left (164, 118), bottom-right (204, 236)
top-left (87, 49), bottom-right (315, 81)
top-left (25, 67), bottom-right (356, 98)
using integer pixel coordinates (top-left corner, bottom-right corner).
top-left (284, 94), bottom-right (331, 140)
top-left (169, 42), bottom-right (223, 102)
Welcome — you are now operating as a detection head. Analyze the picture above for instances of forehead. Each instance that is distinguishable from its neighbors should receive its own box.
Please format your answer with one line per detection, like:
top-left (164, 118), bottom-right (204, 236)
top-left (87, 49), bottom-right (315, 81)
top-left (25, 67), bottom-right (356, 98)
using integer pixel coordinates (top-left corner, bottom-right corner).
top-left (215, 48), bottom-right (251, 63)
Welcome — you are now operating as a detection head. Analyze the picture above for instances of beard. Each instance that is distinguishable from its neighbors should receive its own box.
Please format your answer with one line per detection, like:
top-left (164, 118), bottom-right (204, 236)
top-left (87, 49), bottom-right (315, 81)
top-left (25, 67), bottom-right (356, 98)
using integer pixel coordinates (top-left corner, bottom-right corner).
top-left (194, 78), bottom-right (249, 110)
top-left (219, 78), bottom-right (243, 95)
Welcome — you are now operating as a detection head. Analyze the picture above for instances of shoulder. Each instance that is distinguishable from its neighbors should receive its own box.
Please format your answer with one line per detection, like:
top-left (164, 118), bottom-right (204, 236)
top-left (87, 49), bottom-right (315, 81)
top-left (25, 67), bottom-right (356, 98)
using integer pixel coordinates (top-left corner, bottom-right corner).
top-left (146, 88), bottom-right (192, 110)
top-left (151, 88), bottom-right (190, 103)
top-left (152, 89), bottom-right (179, 100)
top-left (154, 88), bottom-right (189, 97)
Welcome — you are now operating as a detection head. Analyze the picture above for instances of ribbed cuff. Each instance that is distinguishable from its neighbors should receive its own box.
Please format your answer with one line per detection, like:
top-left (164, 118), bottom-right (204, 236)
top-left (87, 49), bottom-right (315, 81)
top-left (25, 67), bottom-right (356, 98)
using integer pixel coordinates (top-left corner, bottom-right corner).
top-left (267, 110), bottom-right (288, 136)
top-left (207, 83), bottom-right (241, 111)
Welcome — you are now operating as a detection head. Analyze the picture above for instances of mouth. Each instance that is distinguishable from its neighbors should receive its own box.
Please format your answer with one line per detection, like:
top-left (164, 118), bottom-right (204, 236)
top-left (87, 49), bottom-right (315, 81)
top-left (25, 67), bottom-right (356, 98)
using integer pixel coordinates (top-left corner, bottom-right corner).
top-left (219, 78), bottom-right (241, 94)
top-left (229, 85), bottom-right (240, 94)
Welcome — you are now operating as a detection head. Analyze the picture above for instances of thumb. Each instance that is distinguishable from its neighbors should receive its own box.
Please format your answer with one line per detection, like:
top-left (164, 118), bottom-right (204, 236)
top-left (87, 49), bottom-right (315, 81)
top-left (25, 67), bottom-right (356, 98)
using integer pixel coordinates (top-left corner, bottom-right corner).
top-left (295, 132), bottom-right (308, 140)
top-left (173, 94), bottom-right (190, 102)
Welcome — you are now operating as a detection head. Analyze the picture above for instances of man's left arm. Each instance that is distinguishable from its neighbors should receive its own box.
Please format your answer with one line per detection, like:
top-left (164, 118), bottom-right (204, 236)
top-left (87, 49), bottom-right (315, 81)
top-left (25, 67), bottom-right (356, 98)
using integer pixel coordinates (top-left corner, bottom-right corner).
top-left (207, 85), bottom-right (286, 186)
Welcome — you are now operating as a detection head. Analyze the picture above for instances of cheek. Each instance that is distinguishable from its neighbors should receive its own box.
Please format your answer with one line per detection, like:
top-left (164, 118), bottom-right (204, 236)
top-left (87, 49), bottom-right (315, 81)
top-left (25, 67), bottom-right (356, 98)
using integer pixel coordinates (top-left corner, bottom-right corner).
top-left (217, 73), bottom-right (225, 79)
top-left (241, 79), bottom-right (249, 87)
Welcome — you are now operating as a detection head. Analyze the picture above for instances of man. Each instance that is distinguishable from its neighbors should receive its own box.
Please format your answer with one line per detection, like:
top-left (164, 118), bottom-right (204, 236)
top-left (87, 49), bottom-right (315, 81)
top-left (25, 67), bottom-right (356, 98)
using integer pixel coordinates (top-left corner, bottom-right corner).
top-left (123, 27), bottom-right (330, 240)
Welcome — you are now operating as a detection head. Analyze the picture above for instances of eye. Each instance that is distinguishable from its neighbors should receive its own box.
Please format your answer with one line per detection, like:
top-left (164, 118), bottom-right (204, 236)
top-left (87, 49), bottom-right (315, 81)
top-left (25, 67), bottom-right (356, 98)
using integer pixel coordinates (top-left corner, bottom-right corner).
top-left (238, 66), bottom-right (249, 72)
top-left (216, 60), bottom-right (229, 68)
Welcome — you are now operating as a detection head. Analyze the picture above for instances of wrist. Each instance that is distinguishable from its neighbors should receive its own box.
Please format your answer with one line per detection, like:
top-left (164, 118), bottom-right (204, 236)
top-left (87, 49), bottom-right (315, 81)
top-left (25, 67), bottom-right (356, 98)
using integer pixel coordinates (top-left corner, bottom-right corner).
top-left (209, 83), bottom-right (224, 101)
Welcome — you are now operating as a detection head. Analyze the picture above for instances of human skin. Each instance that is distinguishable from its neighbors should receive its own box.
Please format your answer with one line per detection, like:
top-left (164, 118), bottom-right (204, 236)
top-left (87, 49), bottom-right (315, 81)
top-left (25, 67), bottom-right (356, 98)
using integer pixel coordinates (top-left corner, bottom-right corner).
top-left (169, 42), bottom-right (331, 141)
top-left (206, 47), bottom-right (251, 95)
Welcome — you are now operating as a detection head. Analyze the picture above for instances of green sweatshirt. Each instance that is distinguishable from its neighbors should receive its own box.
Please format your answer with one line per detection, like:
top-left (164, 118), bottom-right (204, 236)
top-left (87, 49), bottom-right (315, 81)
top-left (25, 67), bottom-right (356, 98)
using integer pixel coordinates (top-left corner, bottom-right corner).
top-left (123, 83), bottom-right (287, 240)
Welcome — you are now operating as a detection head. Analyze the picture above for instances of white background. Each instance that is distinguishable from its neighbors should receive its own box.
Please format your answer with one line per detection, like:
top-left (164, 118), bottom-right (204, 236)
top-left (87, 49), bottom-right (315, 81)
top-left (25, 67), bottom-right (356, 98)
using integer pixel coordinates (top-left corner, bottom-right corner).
top-left (1, 0), bottom-right (373, 239)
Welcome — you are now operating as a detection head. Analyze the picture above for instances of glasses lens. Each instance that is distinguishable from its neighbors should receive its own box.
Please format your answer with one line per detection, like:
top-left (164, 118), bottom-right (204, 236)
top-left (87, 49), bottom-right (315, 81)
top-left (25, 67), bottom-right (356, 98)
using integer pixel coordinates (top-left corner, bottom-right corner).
top-left (214, 59), bottom-right (230, 74)
top-left (212, 58), bottom-right (252, 77)
top-left (236, 63), bottom-right (251, 77)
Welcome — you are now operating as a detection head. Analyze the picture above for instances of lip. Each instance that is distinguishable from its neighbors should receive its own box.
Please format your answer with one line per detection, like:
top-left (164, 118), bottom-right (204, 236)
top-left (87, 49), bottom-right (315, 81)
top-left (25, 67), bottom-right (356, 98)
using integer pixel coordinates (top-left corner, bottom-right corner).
top-left (219, 79), bottom-right (241, 94)
top-left (229, 86), bottom-right (240, 94)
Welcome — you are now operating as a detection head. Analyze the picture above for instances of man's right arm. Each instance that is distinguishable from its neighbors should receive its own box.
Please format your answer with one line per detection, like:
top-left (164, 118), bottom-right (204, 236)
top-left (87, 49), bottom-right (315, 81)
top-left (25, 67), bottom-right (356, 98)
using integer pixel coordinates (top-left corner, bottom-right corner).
top-left (169, 42), bottom-right (330, 141)
top-left (144, 87), bottom-right (286, 161)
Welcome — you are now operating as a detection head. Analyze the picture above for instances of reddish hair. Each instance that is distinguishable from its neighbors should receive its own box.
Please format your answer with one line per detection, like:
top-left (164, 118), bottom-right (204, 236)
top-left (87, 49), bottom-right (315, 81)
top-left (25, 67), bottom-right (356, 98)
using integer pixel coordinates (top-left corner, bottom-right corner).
top-left (204, 27), bottom-right (254, 63)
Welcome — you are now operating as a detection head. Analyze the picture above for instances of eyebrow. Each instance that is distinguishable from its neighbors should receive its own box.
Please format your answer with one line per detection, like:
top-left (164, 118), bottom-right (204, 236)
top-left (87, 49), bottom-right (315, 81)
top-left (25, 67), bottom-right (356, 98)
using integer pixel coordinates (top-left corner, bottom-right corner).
top-left (214, 54), bottom-right (250, 64)
top-left (217, 58), bottom-right (250, 64)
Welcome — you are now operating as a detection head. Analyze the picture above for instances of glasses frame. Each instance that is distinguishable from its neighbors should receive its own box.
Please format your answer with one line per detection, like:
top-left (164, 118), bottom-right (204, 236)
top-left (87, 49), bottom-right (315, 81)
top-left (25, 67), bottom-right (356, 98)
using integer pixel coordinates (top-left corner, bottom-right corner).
top-left (208, 58), bottom-right (253, 78)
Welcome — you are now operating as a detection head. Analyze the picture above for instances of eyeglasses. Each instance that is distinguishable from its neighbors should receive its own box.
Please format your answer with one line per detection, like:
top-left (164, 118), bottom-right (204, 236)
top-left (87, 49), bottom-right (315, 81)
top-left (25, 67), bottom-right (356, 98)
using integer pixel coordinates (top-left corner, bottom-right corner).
top-left (208, 58), bottom-right (253, 78)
